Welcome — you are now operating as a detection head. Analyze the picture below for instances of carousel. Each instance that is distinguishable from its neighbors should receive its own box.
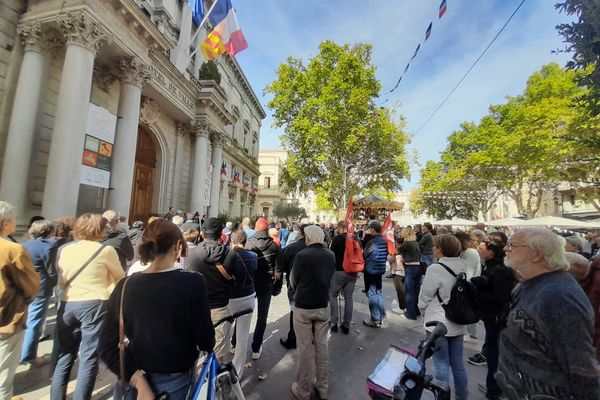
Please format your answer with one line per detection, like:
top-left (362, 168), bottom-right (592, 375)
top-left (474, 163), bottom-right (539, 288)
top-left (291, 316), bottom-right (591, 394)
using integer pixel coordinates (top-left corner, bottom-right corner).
top-left (352, 195), bottom-right (404, 222)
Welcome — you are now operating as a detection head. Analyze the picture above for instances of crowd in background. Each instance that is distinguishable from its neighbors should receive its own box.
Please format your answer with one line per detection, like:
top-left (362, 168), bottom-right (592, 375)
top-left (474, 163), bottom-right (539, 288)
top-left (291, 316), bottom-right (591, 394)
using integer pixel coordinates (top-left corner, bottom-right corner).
top-left (1, 199), bottom-right (600, 400)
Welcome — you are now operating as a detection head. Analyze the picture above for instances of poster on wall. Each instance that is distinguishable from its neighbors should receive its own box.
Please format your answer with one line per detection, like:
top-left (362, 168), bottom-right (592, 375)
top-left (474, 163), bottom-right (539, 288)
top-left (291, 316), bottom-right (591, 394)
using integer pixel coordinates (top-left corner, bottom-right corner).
top-left (80, 103), bottom-right (117, 188)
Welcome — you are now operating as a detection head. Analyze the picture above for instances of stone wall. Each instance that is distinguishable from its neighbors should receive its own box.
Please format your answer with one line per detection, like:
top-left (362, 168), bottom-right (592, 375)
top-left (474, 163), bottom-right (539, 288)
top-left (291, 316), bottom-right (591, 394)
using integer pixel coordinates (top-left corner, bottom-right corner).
top-left (0, 0), bottom-right (25, 177)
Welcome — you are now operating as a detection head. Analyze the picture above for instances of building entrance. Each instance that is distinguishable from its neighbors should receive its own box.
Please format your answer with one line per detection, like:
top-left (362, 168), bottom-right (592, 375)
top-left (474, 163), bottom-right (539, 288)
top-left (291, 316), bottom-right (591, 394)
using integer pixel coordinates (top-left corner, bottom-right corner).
top-left (129, 127), bottom-right (156, 223)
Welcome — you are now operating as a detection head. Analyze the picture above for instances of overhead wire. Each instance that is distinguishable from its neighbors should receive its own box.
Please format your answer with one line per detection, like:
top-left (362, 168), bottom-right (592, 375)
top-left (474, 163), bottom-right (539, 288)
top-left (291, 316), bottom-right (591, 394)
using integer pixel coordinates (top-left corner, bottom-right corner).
top-left (414, 0), bottom-right (528, 136)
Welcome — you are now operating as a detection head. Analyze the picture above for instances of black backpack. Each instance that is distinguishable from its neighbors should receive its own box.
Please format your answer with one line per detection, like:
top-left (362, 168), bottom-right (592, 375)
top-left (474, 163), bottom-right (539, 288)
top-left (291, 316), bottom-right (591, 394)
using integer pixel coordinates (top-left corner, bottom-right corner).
top-left (435, 262), bottom-right (480, 325)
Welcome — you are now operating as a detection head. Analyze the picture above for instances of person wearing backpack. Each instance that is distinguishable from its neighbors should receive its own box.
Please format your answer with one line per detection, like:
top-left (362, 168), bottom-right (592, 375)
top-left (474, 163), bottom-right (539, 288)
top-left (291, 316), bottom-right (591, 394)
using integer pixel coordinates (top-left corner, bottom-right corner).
top-left (362, 220), bottom-right (389, 328)
top-left (418, 234), bottom-right (468, 400)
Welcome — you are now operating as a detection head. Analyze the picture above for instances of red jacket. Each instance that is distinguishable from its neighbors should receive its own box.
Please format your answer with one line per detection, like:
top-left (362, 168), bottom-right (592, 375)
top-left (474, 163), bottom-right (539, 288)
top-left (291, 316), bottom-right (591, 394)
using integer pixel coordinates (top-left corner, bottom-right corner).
top-left (581, 258), bottom-right (600, 361)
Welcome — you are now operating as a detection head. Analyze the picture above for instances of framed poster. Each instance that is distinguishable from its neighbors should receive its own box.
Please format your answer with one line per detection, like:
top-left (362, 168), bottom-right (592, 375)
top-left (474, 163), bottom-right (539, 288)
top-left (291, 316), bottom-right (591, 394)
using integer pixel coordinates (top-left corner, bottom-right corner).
top-left (82, 150), bottom-right (98, 167)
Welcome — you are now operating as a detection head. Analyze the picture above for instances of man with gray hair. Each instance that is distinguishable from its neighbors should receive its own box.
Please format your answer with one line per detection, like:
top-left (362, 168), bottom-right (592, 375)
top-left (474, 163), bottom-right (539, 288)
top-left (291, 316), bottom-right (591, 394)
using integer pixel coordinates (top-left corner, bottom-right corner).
top-left (100, 210), bottom-right (134, 271)
top-left (0, 201), bottom-right (40, 399)
top-left (290, 225), bottom-right (335, 400)
top-left (497, 228), bottom-right (600, 400)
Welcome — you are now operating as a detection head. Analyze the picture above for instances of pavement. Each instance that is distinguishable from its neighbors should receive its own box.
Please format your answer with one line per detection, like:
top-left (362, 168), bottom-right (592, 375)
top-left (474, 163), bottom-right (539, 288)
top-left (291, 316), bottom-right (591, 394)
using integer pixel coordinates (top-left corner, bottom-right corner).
top-left (14, 275), bottom-right (488, 400)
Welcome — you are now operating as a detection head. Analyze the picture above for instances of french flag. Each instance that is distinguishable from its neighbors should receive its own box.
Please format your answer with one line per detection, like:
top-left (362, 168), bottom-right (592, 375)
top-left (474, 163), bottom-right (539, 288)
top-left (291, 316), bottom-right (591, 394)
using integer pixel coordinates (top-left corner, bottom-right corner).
top-left (439, 0), bottom-right (447, 19)
top-left (201, 0), bottom-right (248, 60)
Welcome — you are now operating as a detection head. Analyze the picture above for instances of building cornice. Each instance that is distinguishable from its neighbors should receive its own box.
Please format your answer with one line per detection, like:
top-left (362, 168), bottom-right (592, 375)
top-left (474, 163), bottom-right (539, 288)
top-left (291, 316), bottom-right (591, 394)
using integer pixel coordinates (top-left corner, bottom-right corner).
top-left (221, 55), bottom-right (266, 120)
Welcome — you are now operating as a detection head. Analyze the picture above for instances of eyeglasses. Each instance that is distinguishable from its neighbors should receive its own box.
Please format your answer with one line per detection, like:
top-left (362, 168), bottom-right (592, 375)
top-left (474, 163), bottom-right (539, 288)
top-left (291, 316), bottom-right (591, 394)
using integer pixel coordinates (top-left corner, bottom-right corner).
top-left (506, 241), bottom-right (528, 250)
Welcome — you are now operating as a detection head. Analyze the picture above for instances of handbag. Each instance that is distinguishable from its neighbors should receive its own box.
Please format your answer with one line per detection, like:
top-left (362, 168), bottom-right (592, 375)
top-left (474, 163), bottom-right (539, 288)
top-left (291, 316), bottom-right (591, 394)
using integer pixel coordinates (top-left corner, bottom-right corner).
top-left (119, 277), bottom-right (131, 399)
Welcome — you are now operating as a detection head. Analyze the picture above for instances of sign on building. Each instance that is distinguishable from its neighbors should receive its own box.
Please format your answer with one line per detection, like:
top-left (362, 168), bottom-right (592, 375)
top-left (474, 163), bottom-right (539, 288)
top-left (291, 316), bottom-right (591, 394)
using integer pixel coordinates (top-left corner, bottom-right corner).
top-left (80, 103), bottom-right (116, 188)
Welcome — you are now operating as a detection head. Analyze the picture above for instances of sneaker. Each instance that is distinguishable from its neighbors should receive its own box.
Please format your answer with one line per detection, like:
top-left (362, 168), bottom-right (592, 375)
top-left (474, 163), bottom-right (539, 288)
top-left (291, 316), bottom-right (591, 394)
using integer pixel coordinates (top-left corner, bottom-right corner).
top-left (362, 319), bottom-right (381, 328)
top-left (330, 324), bottom-right (338, 333)
top-left (341, 325), bottom-right (350, 335)
top-left (252, 347), bottom-right (262, 360)
top-left (467, 353), bottom-right (487, 366)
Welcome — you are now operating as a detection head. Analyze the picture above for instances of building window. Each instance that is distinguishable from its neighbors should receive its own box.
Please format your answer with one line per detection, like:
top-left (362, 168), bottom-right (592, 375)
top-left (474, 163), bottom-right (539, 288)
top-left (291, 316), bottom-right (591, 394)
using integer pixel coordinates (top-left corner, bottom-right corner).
top-left (263, 207), bottom-right (269, 217)
top-left (264, 177), bottom-right (271, 188)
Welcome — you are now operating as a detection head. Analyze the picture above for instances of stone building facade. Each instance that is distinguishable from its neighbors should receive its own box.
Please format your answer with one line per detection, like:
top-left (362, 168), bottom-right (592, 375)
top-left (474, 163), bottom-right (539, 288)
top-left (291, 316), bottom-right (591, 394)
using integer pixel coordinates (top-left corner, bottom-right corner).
top-left (0, 0), bottom-right (264, 225)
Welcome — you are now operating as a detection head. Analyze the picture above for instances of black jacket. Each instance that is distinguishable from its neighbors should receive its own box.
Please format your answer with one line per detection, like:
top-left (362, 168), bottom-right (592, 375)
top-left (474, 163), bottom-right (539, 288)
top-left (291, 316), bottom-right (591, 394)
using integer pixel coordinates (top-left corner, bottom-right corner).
top-left (330, 234), bottom-right (346, 272)
top-left (290, 243), bottom-right (335, 309)
top-left (471, 259), bottom-right (517, 322)
top-left (226, 247), bottom-right (257, 299)
top-left (186, 240), bottom-right (233, 308)
top-left (279, 237), bottom-right (307, 281)
top-left (418, 231), bottom-right (433, 255)
top-left (100, 227), bottom-right (134, 271)
top-left (245, 230), bottom-right (280, 287)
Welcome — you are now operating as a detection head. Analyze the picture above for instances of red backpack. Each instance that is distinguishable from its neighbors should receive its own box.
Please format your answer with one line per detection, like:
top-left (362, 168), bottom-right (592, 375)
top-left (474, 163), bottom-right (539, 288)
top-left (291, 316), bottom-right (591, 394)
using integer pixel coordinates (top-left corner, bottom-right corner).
top-left (342, 200), bottom-right (364, 273)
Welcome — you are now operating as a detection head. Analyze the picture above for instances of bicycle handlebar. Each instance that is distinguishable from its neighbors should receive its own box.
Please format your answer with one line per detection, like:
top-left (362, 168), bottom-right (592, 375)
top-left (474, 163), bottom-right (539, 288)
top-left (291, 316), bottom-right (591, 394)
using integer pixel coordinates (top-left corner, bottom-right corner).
top-left (418, 321), bottom-right (447, 362)
top-left (213, 308), bottom-right (253, 328)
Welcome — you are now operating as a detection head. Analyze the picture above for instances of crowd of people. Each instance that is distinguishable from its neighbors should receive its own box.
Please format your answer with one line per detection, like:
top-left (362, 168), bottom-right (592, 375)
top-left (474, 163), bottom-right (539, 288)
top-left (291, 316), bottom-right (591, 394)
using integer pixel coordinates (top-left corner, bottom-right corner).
top-left (1, 199), bottom-right (600, 400)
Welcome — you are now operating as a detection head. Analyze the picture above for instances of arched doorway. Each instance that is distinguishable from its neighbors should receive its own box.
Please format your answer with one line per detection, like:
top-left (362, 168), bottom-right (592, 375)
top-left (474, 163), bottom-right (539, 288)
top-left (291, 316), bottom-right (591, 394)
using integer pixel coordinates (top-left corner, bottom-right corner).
top-left (129, 127), bottom-right (156, 223)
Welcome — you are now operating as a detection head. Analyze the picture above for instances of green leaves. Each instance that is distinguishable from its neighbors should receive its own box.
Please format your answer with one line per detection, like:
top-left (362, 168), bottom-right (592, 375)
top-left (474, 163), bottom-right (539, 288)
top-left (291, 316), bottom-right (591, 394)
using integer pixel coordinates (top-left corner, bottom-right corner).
top-left (265, 41), bottom-right (409, 210)
top-left (416, 63), bottom-right (598, 218)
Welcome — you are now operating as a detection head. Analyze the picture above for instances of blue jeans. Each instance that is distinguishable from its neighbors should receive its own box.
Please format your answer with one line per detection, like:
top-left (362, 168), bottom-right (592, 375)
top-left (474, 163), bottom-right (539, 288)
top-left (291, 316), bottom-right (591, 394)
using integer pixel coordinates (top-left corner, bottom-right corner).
top-left (420, 254), bottom-right (434, 267)
top-left (51, 300), bottom-right (106, 400)
top-left (115, 370), bottom-right (192, 400)
top-left (431, 334), bottom-right (468, 400)
top-left (403, 266), bottom-right (422, 320)
top-left (251, 282), bottom-right (273, 352)
top-left (21, 295), bottom-right (51, 362)
top-left (365, 273), bottom-right (385, 323)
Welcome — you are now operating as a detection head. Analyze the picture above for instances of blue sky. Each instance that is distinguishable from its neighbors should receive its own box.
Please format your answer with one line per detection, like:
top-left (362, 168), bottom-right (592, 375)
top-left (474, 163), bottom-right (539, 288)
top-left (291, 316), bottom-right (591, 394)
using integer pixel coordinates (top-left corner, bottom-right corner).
top-left (232, 0), bottom-right (573, 188)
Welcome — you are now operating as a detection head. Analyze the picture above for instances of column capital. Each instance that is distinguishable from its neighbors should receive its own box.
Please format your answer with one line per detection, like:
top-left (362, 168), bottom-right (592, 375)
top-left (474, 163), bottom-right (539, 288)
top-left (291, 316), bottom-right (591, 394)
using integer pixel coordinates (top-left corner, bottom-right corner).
top-left (119, 57), bottom-right (151, 88)
top-left (176, 123), bottom-right (188, 137)
top-left (57, 12), bottom-right (111, 55)
top-left (192, 118), bottom-right (211, 138)
top-left (93, 64), bottom-right (119, 91)
top-left (210, 131), bottom-right (224, 148)
top-left (17, 21), bottom-right (62, 53)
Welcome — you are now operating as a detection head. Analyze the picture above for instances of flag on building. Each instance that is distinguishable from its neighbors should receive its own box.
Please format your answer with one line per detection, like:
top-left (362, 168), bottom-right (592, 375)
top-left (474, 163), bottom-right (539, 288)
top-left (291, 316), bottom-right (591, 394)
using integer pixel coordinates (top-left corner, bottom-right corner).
top-left (411, 44), bottom-right (420, 60)
top-left (382, 214), bottom-right (396, 255)
top-left (233, 169), bottom-right (241, 184)
top-left (252, 179), bottom-right (258, 193)
top-left (221, 161), bottom-right (227, 177)
top-left (425, 22), bottom-right (432, 41)
top-left (189, 0), bottom-right (205, 25)
top-left (439, 0), bottom-right (447, 18)
top-left (243, 176), bottom-right (250, 189)
top-left (201, 0), bottom-right (248, 60)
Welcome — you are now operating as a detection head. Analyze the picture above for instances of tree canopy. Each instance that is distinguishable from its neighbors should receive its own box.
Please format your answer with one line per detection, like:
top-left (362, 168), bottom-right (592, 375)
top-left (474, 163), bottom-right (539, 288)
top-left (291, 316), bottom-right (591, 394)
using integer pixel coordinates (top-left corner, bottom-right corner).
top-left (265, 41), bottom-right (409, 211)
top-left (412, 63), bottom-right (599, 218)
top-left (272, 202), bottom-right (306, 222)
top-left (556, 0), bottom-right (600, 114)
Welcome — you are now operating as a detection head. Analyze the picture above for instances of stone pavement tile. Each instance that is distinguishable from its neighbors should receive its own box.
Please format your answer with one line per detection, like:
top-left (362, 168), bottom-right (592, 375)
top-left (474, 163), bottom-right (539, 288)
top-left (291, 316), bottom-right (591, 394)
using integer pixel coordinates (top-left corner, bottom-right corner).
top-left (14, 276), bottom-right (489, 400)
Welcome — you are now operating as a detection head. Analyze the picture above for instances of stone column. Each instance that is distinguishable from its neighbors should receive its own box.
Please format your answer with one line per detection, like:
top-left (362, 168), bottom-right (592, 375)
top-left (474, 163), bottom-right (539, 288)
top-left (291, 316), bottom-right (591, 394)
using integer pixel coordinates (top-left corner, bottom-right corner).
top-left (171, 123), bottom-right (187, 210)
top-left (42, 13), bottom-right (109, 219)
top-left (107, 57), bottom-right (150, 218)
top-left (208, 132), bottom-right (224, 217)
top-left (0, 22), bottom-right (57, 216)
top-left (189, 119), bottom-right (210, 214)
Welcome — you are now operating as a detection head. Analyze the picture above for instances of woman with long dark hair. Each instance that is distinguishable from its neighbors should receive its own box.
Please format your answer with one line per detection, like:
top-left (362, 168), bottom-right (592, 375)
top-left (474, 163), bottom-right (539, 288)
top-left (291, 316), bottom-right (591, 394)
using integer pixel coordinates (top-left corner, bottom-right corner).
top-left (99, 219), bottom-right (214, 400)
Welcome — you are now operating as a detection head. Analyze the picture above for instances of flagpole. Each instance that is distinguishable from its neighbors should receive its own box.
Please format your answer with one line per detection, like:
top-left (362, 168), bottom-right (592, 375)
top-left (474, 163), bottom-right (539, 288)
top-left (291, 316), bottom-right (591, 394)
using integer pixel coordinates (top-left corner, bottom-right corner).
top-left (188, 0), bottom-right (220, 61)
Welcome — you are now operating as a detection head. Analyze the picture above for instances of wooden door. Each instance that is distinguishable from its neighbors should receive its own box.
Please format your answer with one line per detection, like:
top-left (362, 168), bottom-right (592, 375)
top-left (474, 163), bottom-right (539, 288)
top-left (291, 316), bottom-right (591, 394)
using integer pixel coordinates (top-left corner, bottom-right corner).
top-left (129, 128), bottom-right (156, 223)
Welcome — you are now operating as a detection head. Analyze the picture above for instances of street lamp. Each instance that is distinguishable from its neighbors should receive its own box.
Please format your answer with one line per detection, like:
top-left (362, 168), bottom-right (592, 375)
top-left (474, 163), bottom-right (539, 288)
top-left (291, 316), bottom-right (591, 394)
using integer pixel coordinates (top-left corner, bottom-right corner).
top-left (342, 163), bottom-right (354, 211)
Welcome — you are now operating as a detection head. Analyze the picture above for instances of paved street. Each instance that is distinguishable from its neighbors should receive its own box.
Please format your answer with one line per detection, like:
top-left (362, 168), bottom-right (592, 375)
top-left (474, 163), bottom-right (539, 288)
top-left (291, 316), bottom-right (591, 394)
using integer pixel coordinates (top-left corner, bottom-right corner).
top-left (14, 276), bottom-right (487, 400)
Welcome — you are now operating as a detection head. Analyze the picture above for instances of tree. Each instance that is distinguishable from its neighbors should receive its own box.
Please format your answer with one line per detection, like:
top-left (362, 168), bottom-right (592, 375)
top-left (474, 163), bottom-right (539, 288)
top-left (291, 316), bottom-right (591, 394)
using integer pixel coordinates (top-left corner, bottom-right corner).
top-left (555, 0), bottom-right (600, 114)
top-left (265, 41), bottom-right (409, 211)
top-left (415, 63), bottom-right (593, 218)
top-left (272, 202), bottom-right (306, 222)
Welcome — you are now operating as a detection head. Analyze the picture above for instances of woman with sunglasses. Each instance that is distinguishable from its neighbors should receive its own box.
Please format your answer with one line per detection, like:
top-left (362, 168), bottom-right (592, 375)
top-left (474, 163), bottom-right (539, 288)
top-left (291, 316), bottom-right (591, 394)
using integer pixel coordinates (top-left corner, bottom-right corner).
top-left (470, 241), bottom-right (517, 400)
